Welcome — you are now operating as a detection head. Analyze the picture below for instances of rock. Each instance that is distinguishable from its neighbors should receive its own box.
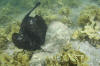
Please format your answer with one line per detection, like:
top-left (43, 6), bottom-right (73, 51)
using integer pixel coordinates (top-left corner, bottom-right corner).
top-left (42, 21), bottom-right (71, 52)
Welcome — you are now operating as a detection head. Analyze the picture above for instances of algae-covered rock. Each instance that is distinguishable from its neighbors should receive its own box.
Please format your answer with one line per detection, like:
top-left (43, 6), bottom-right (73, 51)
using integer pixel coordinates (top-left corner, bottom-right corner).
top-left (0, 53), bottom-right (14, 66)
top-left (72, 21), bottom-right (100, 47)
top-left (0, 21), bottom-right (20, 50)
top-left (6, 22), bottom-right (20, 41)
top-left (71, 41), bottom-right (100, 66)
top-left (74, 6), bottom-right (100, 47)
top-left (45, 44), bottom-right (88, 66)
top-left (0, 27), bottom-right (8, 49)
top-left (13, 51), bottom-right (31, 66)
top-left (44, 14), bottom-right (59, 24)
top-left (78, 6), bottom-right (100, 27)
top-left (59, 7), bottom-right (71, 17)
top-left (58, 7), bottom-right (72, 25)
top-left (0, 51), bottom-right (31, 66)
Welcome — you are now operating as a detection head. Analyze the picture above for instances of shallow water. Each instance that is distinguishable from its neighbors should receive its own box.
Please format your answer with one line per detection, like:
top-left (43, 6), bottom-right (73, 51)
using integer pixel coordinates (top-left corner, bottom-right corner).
top-left (0, 0), bottom-right (100, 66)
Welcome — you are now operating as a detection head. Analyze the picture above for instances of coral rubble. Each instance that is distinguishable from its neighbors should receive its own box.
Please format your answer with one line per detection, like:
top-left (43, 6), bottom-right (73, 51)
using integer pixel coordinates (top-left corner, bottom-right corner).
top-left (45, 44), bottom-right (88, 66)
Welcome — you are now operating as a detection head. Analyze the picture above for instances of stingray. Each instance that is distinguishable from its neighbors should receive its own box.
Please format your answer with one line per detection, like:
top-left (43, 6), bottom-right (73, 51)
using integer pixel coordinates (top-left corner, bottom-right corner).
top-left (12, 2), bottom-right (47, 51)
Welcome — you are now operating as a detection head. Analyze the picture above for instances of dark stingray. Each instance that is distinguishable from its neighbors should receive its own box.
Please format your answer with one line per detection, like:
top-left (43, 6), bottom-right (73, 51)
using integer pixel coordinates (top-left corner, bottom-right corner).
top-left (12, 2), bottom-right (47, 51)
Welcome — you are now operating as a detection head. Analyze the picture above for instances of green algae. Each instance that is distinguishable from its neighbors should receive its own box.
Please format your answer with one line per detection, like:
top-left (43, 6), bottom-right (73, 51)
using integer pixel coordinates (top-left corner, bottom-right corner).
top-left (78, 6), bottom-right (100, 27)
top-left (0, 27), bottom-right (9, 49)
top-left (0, 21), bottom-right (20, 50)
top-left (72, 21), bottom-right (100, 47)
top-left (58, 7), bottom-right (72, 25)
top-left (6, 22), bottom-right (20, 41)
top-left (63, 0), bottom-right (82, 8)
top-left (59, 7), bottom-right (71, 17)
top-left (45, 44), bottom-right (88, 66)
top-left (72, 6), bottom-right (100, 47)
top-left (0, 51), bottom-right (32, 66)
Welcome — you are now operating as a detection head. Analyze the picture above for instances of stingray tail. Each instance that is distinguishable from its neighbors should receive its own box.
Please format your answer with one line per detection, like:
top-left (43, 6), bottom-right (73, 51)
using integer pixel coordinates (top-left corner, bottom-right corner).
top-left (25, 2), bottom-right (41, 18)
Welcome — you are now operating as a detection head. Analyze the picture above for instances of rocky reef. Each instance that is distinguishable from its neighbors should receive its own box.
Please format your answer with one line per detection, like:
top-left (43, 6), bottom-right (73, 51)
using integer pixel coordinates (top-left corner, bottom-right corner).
top-left (0, 19), bottom-right (99, 66)
top-left (0, 0), bottom-right (100, 66)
